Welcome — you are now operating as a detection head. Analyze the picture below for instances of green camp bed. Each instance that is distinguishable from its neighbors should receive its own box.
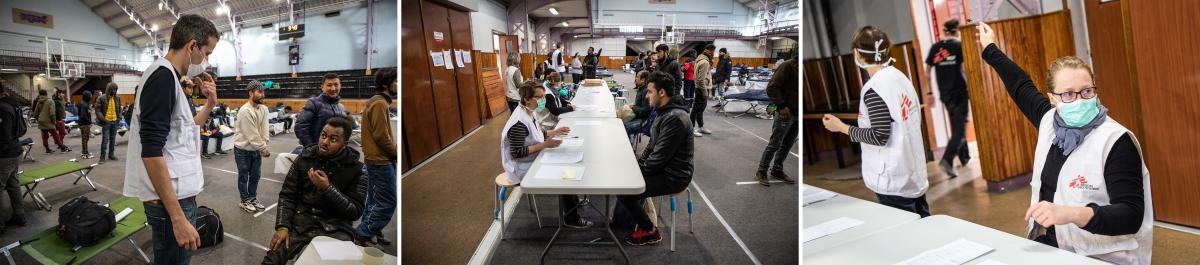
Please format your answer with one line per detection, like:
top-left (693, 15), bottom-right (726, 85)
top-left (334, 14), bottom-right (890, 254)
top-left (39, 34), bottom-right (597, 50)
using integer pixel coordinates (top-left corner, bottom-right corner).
top-left (0, 196), bottom-right (149, 265)
top-left (19, 159), bottom-right (99, 211)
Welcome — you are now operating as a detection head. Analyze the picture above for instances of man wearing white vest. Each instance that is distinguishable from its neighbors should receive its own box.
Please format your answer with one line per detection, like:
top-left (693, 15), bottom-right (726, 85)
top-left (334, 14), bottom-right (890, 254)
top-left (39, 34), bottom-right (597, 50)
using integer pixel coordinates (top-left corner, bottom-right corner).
top-left (823, 26), bottom-right (930, 217)
top-left (123, 14), bottom-right (220, 265)
top-left (977, 22), bottom-right (1152, 265)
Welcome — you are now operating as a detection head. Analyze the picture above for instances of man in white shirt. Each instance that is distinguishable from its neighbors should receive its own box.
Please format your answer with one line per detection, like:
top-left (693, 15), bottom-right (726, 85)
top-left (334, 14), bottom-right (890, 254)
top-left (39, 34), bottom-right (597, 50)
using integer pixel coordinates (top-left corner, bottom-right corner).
top-left (235, 81), bottom-right (271, 213)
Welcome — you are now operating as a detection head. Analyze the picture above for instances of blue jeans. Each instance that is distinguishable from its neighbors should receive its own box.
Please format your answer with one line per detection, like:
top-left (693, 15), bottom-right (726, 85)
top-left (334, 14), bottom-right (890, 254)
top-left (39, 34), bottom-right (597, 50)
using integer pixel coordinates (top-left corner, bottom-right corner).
top-left (201, 133), bottom-right (223, 154)
top-left (234, 148), bottom-right (262, 201)
top-left (100, 123), bottom-right (118, 157)
top-left (356, 164), bottom-right (397, 238)
top-left (144, 198), bottom-right (198, 265)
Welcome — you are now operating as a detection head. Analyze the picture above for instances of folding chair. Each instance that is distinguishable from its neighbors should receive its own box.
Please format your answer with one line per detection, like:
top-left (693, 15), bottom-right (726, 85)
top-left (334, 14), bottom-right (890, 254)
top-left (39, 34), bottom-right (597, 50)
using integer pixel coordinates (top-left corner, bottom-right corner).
top-left (19, 138), bottom-right (33, 162)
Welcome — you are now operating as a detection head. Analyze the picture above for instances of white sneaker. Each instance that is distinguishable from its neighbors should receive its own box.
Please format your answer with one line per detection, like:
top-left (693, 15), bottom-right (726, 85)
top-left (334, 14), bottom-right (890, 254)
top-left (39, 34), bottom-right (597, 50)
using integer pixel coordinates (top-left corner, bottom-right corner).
top-left (693, 128), bottom-right (703, 137)
top-left (699, 127), bottom-right (713, 134)
top-left (250, 198), bottom-right (267, 212)
top-left (239, 201), bottom-right (257, 213)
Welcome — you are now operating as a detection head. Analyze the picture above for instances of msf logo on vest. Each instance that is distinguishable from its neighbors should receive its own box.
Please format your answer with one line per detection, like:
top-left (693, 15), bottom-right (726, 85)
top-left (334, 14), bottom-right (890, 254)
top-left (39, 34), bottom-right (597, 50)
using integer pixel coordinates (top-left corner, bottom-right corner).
top-left (900, 94), bottom-right (914, 121)
top-left (1068, 175), bottom-right (1101, 191)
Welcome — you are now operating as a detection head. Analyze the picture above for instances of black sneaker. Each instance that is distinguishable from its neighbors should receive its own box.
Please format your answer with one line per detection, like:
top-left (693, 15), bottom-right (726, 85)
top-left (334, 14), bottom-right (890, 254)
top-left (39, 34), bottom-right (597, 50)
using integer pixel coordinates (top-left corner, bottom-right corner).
top-left (770, 171), bottom-right (796, 184)
top-left (216, 150), bottom-right (228, 155)
top-left (940, 160), bottom-right (958, 179)
top-left (624, 226), bottom-right (662, 246)
top-left (45, 149), bottom-right (54, 154)
top-left (563, 218), bottom-right (594, 229)
top-left (108, 155), bottom-right (118, 161)
top-left (755, 171), bottom-right (770, 186)
top-left (202, 154), bottom-right (213, 159)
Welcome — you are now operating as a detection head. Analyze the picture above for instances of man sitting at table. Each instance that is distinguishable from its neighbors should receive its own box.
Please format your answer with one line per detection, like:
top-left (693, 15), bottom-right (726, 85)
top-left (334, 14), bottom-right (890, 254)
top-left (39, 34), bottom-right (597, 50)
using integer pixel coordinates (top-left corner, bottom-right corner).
top-left (501, 80), bottom-right (593, 229)
top-left (263, 116), bottom-right (367, 265)
top-left (618, 71), bottom-right (694, 246)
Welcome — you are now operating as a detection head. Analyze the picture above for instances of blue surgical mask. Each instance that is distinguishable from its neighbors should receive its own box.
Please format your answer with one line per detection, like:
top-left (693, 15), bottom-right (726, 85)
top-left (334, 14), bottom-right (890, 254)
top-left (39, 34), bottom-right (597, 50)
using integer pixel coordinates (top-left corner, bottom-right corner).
top-left (558, 86), bottom-right (569, 98)
top-left (536, 97), bottom-right (546, 112)
top-left (1057, 97), bottom-right (1100, 127)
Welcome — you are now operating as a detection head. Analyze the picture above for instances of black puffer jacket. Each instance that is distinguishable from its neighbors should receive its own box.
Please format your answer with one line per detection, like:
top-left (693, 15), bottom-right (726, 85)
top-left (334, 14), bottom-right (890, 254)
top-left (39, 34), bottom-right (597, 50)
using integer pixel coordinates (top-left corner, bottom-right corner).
top-left (640, 97), bottom-right (693, 189)
top-left (275, 145), bottom-right (366, 234)
top-left (296, 94), bottom-right (349, 147)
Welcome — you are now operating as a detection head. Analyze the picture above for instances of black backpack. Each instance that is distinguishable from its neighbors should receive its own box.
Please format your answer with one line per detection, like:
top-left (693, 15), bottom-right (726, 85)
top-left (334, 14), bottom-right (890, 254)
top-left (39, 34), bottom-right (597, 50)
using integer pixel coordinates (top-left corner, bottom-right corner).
top-left (56, 196), bottom-right (116, 248)
top-left (196, 206), bottom-right (224, 248)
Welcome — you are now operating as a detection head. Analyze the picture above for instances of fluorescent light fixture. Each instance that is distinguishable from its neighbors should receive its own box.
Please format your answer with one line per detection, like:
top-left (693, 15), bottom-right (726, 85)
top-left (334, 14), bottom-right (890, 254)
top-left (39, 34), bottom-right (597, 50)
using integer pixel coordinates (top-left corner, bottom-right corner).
top-left (0, 69), bottom-right (17, 72)
top-left (634, 37), bottom-right (646, 40)
top-left (770, 36), bottom-right (782, 40)
top-left (561, 22), bottom-right (569, 27)
top-left (549, 7), bottom-right (559, 15)
top-left (158, 2), bottom-right (163, 10)
top-left (151, 24), bottom-right (159, 31)
top-left (216, 5), bottom-right (228, 15)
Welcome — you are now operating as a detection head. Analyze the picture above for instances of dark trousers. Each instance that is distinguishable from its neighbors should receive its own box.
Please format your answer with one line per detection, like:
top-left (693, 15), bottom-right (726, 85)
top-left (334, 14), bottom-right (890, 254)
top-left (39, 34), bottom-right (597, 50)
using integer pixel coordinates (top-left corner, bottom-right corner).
top-left (201, 133), bottom-right (224, 154)
top-left (560, 195), bottom-right (582, 221)
top-left (757, 113), bottom-right (798, 172)
top-left (875, 193), bottom-right (930, 218)
top-left (690, 96), bottom-right (707, 128)
top-left (145, 197), bottom-right (198, 265)
top-left (572, 73), bottom-right (583, 84)
top-left (941, 100), bottom-right (972, 165)
top-left (0, 157), bottom-right (21, 227)
top-left (618, 176), bottom-right (688, 229)
top-left (683, 80), bottom-right (695, 99)
top-left (100, 123), bottom-right (118, 157)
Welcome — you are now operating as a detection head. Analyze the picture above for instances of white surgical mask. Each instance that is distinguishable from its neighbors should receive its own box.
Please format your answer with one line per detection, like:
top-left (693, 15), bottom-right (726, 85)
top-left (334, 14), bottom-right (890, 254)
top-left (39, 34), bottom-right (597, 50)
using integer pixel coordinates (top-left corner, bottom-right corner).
top-left (186, 45), bottom-right (208, 78)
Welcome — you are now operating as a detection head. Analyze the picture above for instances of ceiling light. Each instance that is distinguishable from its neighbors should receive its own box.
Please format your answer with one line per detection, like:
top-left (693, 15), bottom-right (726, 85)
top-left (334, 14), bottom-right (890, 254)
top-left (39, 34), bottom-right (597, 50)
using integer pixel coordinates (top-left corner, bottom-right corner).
top-left (151, 24), bottom-right (159, 31)
top-left (561, 22), bottom-right (569, 27)
top-left (634, 37), bottom-right (645, 40)
top-left (216, 5), bottom-right (228, 15)
top-left (0, 69), bottom-right (17, 72)
top-left (549, 7), bottom-right (558, 15)
top-left (158, 2), bottom-right (163, 10)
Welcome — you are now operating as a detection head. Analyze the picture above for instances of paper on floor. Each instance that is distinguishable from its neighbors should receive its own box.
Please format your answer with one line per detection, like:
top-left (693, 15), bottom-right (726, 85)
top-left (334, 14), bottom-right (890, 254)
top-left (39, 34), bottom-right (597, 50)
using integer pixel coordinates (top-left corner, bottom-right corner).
top-left (893, 238), bottom-right (994, 265)
top-left (532, 165), bottom-right (586, 181)
top-left (803, 217), bottom-right (864, 243)
top-left (312, 240), bottom-right (363, 261)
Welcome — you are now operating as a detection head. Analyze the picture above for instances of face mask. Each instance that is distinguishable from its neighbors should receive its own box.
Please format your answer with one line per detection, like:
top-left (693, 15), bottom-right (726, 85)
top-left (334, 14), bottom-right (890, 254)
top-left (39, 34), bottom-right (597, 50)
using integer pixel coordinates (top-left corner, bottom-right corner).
top-left (186, 44), bottom-right (208, 78)
top-left (1056, 97), bottom-right (1100, 127)
top-left (558, 86), bottom-right (569, 98)
top-left (536, 97), bottom-right (547, 112)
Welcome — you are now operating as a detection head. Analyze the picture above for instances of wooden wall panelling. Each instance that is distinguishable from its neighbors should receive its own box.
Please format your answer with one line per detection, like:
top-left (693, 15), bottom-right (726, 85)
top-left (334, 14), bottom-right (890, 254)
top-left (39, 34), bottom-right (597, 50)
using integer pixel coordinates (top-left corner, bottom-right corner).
top-left (419, 0), bottom-right (464, 147)
top-left (400, 0), bottom-right (440, 169)
top-left (448, 9), bottom-right (480, 133)
top-left (1129, 0), bottom-right (1200, 227)
top-left (959, 11), bottom-right (1074, 182)
top-left (1084, 0), bottom-right (1142, 138)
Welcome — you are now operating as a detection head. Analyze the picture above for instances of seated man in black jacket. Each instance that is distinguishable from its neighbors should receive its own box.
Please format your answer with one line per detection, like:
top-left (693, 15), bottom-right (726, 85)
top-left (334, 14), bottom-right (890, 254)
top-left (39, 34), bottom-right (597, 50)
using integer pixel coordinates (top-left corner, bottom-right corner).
top-left (263, 116), bottom-right (366, 265)
top-left (624, 70), bottom-right (652, 137)
top-left (618, 71), bottom-right (694, 246)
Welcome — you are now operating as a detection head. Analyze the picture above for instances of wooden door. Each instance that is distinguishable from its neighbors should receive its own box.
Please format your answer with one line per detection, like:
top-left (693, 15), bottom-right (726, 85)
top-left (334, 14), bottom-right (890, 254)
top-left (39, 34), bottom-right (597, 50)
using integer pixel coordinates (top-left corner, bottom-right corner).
top-left (419, 0), bottom-right (464, 147)
top-left (497, 34), bottom-right (519, 109)
top-left (400, 0), bottom-right (440, 169)
top-left (448, 8), bottom-right (480, 132)
top-left (1084, 0), bottom-right (1142, 137)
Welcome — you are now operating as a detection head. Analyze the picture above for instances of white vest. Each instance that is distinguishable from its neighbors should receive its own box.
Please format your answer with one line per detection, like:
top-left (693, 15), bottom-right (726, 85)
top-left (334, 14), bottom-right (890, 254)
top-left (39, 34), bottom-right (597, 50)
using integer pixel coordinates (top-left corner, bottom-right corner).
top-left (123, 57), bottom-right (205, 201)
top-left (1029, 111), bottom-right (1153, 265)
top-left (500, 106), bottom-right (544, 184)
top-left (551, 49), bottom-right (565, 72)
top-left (857, 66), bottom-right (928, 198)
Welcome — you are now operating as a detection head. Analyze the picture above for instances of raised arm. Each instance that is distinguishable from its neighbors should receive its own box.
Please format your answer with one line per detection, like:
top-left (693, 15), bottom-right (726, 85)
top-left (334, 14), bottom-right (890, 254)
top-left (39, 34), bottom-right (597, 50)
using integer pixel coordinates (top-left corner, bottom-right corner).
top-left (976, 22), bottom-right (1054, 126)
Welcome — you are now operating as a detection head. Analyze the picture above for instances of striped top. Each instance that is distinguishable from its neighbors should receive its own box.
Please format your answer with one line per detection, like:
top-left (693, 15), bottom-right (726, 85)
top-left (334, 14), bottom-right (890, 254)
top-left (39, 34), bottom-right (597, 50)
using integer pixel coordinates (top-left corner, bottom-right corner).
top-left (849, 89), bottom-right (893, 146)
top-left (506, 122), bottom-right (533, 159)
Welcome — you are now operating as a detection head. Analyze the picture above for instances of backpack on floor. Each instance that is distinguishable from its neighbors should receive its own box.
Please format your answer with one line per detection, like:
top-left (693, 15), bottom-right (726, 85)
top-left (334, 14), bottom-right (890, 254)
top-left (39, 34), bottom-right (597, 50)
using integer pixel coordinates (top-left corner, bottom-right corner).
top-left (56, 196), bottom-right (116, 248)
top-left (196, 206), bottom-right (224, 248)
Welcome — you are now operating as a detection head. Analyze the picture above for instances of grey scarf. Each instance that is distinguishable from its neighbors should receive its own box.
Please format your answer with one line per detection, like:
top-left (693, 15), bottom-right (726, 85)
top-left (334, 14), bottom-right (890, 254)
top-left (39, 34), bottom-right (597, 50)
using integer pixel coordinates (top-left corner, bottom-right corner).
top-left (1051, 100), bottom-right (1109, 156)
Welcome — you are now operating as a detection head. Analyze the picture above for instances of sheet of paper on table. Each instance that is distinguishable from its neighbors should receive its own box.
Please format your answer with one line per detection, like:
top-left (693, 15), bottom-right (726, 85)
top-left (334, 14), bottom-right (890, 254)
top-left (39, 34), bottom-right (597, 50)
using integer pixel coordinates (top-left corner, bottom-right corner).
top-left (803, 186), bottom-right (838, 206)
top-left (532, 165), bottom-right (586, 181)
top-left (541, 149), bottom-right (584, 164)
top-left (574, 121), bottom-right (602, 126)
top-left (976, 260), bottom-right (1011, 265)
top-left (803, 217), bottom-right (864, 243)
top-left (893, 238), bottom-right (994, 265)
top-left (561, 136), bottom-right (584, 147)
top-left (312, 240), bottom-right (363, 261)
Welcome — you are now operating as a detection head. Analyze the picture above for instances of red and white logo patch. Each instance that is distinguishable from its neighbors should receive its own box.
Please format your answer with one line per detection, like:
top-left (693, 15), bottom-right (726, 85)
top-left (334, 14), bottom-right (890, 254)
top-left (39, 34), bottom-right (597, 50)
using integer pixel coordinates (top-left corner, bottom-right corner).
top-left (1068, 174), bottom-right (1100, 191)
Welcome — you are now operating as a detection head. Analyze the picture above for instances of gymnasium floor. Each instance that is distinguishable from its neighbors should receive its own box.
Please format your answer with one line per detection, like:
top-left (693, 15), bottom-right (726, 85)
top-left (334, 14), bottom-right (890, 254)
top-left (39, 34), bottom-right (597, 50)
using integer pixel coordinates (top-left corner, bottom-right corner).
top-left (402, 72), bottom-right (800, 264)
top-left (0, 118), bottom-right (398, 264)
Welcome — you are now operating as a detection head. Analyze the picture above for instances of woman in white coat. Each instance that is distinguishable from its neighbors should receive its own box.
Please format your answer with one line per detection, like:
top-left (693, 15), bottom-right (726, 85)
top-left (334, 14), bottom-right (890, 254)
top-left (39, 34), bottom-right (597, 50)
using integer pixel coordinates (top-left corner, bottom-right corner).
top-left (822, 26), bottom-right (930, 217)
top-left (976, 22), bottom-right (1152, 264)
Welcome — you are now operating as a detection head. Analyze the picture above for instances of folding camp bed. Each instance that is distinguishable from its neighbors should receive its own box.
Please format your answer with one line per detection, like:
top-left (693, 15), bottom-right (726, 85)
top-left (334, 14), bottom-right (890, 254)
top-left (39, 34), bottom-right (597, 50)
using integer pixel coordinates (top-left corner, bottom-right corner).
top-left (0, 196), bottom-right (150, 265)
top-left (719, 88), bottom-right (772, 119)
top-left (19, 159), bottom-right (99, 211)
top-left (19, 138), bottom-right (33, 162)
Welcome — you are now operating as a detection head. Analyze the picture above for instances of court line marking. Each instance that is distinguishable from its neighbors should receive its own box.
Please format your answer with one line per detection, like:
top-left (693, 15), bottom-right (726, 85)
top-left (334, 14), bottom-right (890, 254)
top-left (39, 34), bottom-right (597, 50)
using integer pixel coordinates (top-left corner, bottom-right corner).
top-left (253, 203), bottom-right (278, 218)
top-left (691, 182), bottom-right (762, 265)
top-left (205, 166), bottom-right (284, 183)
top-left (734, 180), bottom-right (786, 185)
top-left (720, 119), bottom-right (799, 158)
top-left (224, 232), bottom-right (269, 251)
